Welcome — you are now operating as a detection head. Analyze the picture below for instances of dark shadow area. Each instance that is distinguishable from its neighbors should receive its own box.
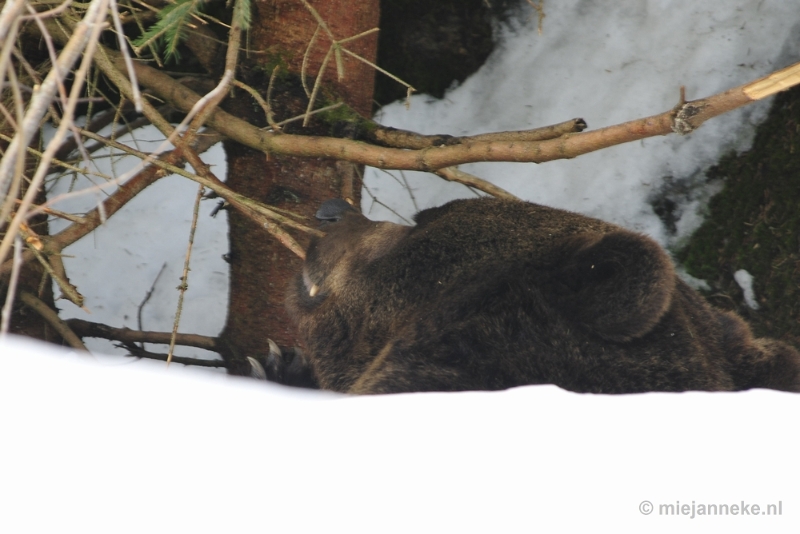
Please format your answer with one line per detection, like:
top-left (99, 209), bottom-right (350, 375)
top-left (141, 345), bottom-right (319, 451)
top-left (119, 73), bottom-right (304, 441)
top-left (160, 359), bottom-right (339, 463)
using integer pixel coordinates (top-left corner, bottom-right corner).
top-left (375, 0), bottom-right (522, 107)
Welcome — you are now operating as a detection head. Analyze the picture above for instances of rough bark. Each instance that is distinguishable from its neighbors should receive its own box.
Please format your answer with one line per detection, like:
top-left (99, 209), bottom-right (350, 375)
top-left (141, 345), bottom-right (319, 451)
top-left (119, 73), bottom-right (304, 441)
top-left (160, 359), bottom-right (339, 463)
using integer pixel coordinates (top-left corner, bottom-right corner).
top-left (220, 0), bottom-right (379, 373)
top-left (2, 156), bottom-right (63, 345)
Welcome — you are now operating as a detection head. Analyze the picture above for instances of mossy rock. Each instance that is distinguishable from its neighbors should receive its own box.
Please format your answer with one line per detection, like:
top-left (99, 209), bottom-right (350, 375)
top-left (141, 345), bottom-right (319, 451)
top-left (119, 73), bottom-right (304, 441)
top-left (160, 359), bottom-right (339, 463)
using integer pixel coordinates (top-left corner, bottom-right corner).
top-left (677, 86), bottom-right (800, 348)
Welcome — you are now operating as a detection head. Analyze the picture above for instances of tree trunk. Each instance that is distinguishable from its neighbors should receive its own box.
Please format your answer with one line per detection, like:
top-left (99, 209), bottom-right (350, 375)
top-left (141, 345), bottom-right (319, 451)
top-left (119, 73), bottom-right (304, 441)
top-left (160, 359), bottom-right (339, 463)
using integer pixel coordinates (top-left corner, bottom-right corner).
top-left (2, 188), bottom-right (61, 344)
top-left (1, 60), bottom-right (63, 345)
top-left (220, 0), bottom-right (379, 374)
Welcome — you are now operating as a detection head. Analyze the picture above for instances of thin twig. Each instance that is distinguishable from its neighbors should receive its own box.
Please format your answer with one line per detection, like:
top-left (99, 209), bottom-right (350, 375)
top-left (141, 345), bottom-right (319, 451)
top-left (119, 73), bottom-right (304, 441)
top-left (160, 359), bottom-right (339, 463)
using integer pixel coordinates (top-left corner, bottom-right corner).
top-left (22, 229), bottom-right (85, 308)
top-left (0, 0), bottom-right (26, 44)
top-left (0, 65), bottom-right (27, 232)
top-left (295, 2), bottom-right (412, 123)
top-left (20, 0), bottom-right (74, 21)
top-left (299, 0), bottom-right (335, 41)
top-left (301, 23), bottom-right (321, 97)
top-left (339, 46), bottom-right (415, 94)
top-left (137, 261), bottom-right (166, 350)
top-left (122, 344), bottom-right (227, 367)
top-left (71, 129), bottom-right (323, 237)
top-left (398, 170), bottom-right (419, 212)
top-left (303, 45), bottom-right (334, 126)
top-left (232, 78), bottom-right (280, 131)
top-left (167, 184), bottom-right (203, 365)
top-left (270, 102), bottom-right (343, 130)
top-left (24, 2), bottom-right (71, 110)
top-left (435, 167), bottom-right (519, 200)
top-left (14, 200), bottom-right (88, 225)
top-left (362, 183), bottom-right (413, 225)
top-left (265, 65), bottom-right (281, 130)
top-left (526, 0), bottom-right (546, 35)
top-left (0, 131), bottom-right (223, 279)
top-left (0, 131), bottom-right (115, 183)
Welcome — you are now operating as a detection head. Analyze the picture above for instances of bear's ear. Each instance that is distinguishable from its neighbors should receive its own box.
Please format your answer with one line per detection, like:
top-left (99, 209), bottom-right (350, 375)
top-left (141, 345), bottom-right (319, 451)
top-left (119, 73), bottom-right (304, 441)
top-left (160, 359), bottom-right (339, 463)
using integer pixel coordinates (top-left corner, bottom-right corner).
top-left (551, 231), bottom-right (676, 342)
top-left (315, 198), bottom-right (358, 223)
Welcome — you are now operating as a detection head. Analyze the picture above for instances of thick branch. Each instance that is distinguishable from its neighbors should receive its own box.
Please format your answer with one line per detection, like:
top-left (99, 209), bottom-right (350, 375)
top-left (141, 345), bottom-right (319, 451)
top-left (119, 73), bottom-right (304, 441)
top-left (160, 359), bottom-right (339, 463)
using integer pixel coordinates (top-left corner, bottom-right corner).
top-left (116, 51), bottom-right (800, 170)
top-left (66, 317), bottom-right (219, 351)
top-left (38, 15), bottom-right (800, 171)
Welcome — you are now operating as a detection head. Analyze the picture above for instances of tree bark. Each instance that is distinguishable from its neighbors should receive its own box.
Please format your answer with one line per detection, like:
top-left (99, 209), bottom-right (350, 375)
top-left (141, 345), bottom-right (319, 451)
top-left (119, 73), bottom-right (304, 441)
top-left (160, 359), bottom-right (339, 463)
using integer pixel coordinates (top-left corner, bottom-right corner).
top-left (220, 0), bottom-right (379, 374)
top-left (1, 150), bottom-right (63, 345)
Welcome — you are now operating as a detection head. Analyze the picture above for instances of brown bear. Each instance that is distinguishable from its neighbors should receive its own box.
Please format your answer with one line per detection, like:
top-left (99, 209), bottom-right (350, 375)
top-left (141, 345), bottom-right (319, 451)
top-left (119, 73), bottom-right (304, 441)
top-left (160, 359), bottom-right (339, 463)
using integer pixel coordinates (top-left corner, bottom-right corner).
top-left (285, 197), bottom-right (800, 394)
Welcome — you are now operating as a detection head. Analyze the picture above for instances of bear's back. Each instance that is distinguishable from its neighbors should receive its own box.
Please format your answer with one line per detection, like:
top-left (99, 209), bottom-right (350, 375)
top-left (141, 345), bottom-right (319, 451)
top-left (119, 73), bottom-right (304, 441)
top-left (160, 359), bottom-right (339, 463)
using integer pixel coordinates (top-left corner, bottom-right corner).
top-left (287, 198), bottom-right (800, 394)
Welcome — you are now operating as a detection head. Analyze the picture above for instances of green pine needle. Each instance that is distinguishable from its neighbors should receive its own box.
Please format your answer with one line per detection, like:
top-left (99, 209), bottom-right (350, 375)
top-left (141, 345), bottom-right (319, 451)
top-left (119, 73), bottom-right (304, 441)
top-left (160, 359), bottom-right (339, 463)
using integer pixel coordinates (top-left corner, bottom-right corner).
top-left (233, 0), bottom-right (251, 31)
top-left (132, 0), bottom-right (201, 62)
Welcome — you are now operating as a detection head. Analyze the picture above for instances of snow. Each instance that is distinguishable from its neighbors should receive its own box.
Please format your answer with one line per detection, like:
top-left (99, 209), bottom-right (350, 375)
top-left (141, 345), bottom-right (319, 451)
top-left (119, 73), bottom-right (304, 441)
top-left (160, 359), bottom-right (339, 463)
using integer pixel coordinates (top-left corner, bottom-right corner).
top-left (366, 1), bottom-right (800, 247)
top-left (4, 3), bottom-right (800, 532)
top-left (734, 269), bottom-right (760, 310)
top-left (1, 335), bottom-right (799, 534)
top-left (47, 134), bottom-right (229, 361)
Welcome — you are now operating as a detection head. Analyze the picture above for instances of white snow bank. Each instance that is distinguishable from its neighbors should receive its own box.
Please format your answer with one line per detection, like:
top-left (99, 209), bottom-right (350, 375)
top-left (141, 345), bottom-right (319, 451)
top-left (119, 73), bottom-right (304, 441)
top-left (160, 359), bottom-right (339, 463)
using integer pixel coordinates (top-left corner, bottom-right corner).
top-left (1, 336), bottom-right (797, 534)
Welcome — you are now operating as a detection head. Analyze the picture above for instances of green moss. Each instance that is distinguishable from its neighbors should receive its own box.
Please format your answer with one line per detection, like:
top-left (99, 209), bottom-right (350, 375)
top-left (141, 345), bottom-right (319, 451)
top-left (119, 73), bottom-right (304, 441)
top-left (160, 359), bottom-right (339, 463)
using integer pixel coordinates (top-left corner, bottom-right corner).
top-left (677, 86), bottom-right (800, 347)
top-left (317, 101), bottom-right (363, 124)
top-left (253, 53), bottom-right (291, 80)
top-left (312, 95), bottom-right (380, 139)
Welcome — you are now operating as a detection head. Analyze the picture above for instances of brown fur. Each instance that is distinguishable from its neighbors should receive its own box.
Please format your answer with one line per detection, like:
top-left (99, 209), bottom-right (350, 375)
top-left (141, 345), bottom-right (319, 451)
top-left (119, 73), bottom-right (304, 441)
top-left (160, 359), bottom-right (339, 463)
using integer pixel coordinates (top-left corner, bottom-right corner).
top-left (285, 198), bottom-right (800, 394)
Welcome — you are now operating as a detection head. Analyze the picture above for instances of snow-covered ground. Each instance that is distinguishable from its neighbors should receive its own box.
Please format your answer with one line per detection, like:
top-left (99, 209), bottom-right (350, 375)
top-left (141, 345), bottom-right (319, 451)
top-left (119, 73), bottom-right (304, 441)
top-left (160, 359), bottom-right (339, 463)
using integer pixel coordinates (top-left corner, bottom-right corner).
top-left (1, 335), bottom-right (798, 534)
top-left (3, 2), bottom-right (800, 532)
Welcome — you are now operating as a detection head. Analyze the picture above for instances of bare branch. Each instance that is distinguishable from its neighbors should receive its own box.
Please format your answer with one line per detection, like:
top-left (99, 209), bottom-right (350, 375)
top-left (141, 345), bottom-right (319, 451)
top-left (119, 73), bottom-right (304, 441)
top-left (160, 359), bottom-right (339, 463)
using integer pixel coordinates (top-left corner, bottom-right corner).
top-left (108, 0), bottom-right (143, 112)
top-left (66, 317), bottom-right (220, 351)
top-left (370, 118), bottom-right (587, 150)
top-left (66, 128), bottom-right (318, 258)
top-left (21, 225), bottom-right (85, 308)
top-left (0, 131), bottom-right (223, 278)
top-left (80, 132), bottom-right (318, 240)
top-left (81, 35), bottom-right (800, 172)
